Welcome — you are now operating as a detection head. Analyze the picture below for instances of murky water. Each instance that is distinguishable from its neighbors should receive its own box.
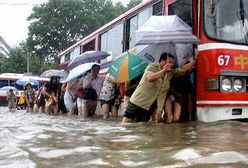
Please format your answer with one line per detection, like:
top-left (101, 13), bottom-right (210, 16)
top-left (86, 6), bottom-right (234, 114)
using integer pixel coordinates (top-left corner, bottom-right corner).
top-left (0, 107), bottom-right (248, 168)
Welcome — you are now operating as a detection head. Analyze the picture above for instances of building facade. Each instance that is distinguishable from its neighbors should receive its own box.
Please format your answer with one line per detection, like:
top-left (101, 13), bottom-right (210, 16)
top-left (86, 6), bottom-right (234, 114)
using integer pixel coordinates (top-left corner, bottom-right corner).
top-left (0, 36), bottom-right (10, 58)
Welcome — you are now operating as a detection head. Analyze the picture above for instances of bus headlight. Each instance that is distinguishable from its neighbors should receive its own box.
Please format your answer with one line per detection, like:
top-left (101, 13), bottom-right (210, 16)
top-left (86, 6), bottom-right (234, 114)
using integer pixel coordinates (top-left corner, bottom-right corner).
top-left (233, 78), bottom-right (243, 92)
top-left (221, 77), bottom-right (232, 91)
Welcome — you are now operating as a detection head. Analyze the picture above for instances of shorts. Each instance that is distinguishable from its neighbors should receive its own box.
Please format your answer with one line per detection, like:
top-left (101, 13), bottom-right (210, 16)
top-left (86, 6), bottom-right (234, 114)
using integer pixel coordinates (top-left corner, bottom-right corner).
top-left (37, 97), bottom-right (45, 107)
top-left (8, 102), bottom-right (16, 109)
top-left (100, 98), bottom-right (118, 107)
top-left (167, 87), bottom-right (186, 105)
top-left (28, 102), bottom-right (34, 108)
top-left (124, 101), bottom-right (156, 122)
top-left (64, 91), bottom-right (76, 110)
top-left (80, 99), bottom-right (98, 117)
top-left (77, 98), bottom-right (83, 108)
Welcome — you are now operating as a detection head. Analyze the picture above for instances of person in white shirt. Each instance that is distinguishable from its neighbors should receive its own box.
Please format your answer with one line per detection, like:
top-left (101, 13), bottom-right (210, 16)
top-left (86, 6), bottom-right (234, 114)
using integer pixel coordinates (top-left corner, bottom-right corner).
top-left (80, 64), bottom-right (104, 117)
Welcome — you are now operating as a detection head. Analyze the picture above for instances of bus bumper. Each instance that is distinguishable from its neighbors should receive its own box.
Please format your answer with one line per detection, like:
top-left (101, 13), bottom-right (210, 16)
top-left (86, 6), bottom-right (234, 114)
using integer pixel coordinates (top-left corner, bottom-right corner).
top-left (197, 106), bottom-right (248, 122)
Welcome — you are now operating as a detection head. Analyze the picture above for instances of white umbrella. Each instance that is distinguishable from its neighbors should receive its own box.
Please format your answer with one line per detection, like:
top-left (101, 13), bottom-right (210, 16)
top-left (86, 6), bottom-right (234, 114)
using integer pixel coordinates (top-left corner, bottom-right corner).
top-left (66, 62), bottom-right (99, 81)
top-left (135, 43), bottom-right (193, 66)
top-left (40, 69), bottom-right (68, 80)
top-left (135, 15), bottom-right (200, 46)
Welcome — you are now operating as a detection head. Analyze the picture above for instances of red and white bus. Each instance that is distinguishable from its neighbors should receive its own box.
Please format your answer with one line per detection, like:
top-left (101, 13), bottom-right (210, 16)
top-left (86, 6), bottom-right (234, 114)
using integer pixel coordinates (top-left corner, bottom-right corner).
top-left (57, 0), bottom-right (248, 122)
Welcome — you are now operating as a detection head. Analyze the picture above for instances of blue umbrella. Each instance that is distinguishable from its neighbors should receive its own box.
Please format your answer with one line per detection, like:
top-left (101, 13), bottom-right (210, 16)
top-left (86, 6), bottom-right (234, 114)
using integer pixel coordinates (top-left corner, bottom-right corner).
top-left (15, 78), bottom-right (39, 86)
top-left (67, 51), bottom-right (110, 69)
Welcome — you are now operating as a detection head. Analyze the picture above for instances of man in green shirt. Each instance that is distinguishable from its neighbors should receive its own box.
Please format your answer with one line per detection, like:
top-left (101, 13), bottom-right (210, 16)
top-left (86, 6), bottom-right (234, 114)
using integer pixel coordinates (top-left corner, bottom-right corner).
top-left (121, 52), bottom-right (195, 123)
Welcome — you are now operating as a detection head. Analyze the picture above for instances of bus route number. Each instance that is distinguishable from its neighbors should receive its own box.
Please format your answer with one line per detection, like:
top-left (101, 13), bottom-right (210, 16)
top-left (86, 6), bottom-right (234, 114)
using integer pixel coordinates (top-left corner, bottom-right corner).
top-left (217, 55), bottom-right (230, 66)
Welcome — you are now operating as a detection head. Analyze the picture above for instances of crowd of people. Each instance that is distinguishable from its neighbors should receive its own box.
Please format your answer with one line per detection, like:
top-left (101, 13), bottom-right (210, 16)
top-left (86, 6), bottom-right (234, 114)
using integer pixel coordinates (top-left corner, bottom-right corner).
top-left (6, 52), bottom-right (196, 124)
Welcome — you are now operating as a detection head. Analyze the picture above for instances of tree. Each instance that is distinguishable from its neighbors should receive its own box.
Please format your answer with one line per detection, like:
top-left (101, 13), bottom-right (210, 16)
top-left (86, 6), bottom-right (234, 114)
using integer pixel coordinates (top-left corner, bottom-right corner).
top-left (0, 0), bottom-right (144, 74)
top-left (0, 42), bottom-right (54, 75)
top-left (27, 0), bottom-right (126, 65)
top-left (126, 0), bottom-right (143, 10)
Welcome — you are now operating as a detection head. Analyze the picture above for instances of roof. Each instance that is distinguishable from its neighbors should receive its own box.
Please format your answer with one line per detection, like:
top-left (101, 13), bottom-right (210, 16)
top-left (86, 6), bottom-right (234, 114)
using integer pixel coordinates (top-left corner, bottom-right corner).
top-left (56, 60), bottom-right (71, 69)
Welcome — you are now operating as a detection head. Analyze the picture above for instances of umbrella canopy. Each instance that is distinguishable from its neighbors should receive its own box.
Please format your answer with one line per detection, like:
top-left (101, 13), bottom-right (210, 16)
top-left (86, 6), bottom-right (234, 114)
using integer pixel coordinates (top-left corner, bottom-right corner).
top-left (67, 51), bottom-right (110, 69)
top-left (0, 86), bottom-right (18, 91)
top-left (135, 15), bottom-right (200, 45)
top-left (40, 69), bottom-right (68, 79)
top-left (15, 78), bottom-right (39, 86)
top-left (108, 52), bottom-right (148, 83)
top-left (135, 43), bottom-right (193, 66)
top-left (66, 62), bottom-right (99, 81)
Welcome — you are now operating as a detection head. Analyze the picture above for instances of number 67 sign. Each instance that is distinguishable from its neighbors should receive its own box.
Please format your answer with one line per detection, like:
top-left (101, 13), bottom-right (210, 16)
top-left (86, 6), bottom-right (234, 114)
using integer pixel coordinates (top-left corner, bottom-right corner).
top-left (217, 55), bottom-right (232, 67)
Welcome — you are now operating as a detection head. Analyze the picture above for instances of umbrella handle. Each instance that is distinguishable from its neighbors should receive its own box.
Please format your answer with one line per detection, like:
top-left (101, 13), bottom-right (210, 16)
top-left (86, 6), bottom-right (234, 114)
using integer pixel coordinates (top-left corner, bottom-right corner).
top-left (127, 50), bottom-right (130, 56)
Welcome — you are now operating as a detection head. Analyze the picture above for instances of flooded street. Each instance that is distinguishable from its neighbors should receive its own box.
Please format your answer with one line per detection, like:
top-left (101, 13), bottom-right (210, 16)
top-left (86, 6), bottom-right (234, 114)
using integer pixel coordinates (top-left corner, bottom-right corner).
top-left (0, 107), bottom-right (248, 168)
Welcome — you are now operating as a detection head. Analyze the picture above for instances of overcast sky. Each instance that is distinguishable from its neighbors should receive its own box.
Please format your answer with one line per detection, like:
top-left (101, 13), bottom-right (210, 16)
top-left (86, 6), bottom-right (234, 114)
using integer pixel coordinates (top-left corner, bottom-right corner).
top-left (0, 0), bottom-right (131, 47)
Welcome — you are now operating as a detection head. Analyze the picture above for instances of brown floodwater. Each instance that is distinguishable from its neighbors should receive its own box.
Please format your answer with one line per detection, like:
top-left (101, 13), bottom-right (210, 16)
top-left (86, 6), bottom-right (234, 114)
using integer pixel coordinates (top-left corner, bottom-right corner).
top-left (0, 106), bottom-right (248, 168)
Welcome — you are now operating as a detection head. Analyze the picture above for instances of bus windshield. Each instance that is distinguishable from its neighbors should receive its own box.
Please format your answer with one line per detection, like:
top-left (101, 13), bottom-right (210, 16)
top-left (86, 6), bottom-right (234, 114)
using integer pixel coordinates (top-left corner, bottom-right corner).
top-left (204, 0), bottom-right (248, 44)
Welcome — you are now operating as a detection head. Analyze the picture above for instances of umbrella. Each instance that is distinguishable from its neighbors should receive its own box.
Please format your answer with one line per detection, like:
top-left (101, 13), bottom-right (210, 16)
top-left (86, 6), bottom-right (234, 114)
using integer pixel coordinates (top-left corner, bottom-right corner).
top-left (0, 86), bottom-right (19, 97)
top-left (15, 78), bottom-right (39, 86)
top-left (0, 86), bottom-right (18, 92)
top-left (40, 69), bottom-right (68, 79)
top-left (108, 51), bottom-right (148, 83)
top-left (67, 51), bottom-right (110, 69)
top-left (135, 15), bottom-right (200, 45)
top-left (66, 62), bottom-right (99, 81)
top-left (135, 43), bottom-right (193, 66)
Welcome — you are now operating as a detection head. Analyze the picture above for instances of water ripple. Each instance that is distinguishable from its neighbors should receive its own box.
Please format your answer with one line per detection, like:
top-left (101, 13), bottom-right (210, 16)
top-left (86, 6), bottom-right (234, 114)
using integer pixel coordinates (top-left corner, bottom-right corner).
top-left (0, 107), bottom-right (248, 167)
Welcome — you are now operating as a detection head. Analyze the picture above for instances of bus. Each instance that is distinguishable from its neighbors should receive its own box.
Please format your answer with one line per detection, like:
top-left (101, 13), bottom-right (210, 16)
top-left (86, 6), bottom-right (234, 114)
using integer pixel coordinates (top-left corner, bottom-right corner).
top-left (57, 0), bottom-right (248, 122)
top-left (0, 73), bottom-right (49, 102)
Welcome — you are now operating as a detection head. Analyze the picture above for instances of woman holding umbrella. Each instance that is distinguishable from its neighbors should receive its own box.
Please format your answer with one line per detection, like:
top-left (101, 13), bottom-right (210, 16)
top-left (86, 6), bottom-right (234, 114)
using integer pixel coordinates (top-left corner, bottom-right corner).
top-left (80, 64), bottom-right (104, 118)
top-left (42, 76), bottom-right (60, 115)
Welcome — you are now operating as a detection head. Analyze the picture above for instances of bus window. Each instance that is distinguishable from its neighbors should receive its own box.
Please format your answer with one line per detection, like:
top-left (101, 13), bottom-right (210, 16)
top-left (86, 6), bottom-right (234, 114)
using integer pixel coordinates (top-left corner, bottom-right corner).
top-left (0, 80), bottom-right (8, 88)
top-left (168, 0), bottom-right (193, 27)
top-left (9, 80), bottom-right (16, 87)
top-left (64, 52), bottom-right (71, 62)
top-left (152, 0), bottom-right (163, 15)
top-left (83, 40), bottom-right (95, 52)
top-left (204, 0), bottom-right (248, 44)
top-left (125, 14), bottom-right (139, 50)
top-left (125, 6), bottom-right (153, 50)
top-left (100, 23), bottom-right (124, 59)
top-left (129, 15), bottom-right (138, 50)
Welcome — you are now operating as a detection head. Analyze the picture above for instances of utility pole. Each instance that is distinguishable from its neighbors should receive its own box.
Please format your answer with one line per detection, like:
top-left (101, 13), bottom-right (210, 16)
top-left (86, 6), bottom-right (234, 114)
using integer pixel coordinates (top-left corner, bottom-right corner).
top-left (27, 51), bottom-right (30, 74)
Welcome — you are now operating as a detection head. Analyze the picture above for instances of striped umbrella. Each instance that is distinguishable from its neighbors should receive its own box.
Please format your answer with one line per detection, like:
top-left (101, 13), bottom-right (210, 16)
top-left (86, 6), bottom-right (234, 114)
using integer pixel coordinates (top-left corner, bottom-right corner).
top-left (108, 51), bottom-right (148, 83)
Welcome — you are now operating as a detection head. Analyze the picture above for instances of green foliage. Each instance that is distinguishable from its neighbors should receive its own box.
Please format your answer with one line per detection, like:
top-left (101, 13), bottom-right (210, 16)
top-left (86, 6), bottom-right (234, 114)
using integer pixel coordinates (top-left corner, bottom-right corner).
top-left (0, 42), bottom-right (54, 75)
top-left (126, 0), bottom-right (143, 10)
top-left (1, 0), bottom-right (144, 74)
top-left (27, 0), bottom-right (127, 65)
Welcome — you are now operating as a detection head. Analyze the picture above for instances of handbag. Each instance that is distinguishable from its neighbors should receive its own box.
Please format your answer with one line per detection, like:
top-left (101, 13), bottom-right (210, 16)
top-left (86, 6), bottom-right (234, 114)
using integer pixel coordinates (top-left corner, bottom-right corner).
top-left (83, 87), bottom-right (98, 100)
top-left (74, 88), bottom-right (84, 98)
